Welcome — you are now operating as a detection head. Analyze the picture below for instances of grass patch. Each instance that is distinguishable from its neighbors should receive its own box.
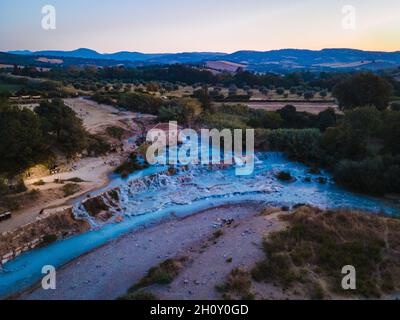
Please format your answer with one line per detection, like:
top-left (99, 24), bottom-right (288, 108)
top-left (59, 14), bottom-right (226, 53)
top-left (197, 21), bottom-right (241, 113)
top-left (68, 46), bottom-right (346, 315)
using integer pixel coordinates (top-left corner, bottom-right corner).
top-left (252, 206), bottom-right (400, 298)
top-left (33, 180), bottom-right (46, 186)
top-left (130, 257), bottom-right (188, 291)
top-left (119, 291), bottom-right (157, 301)
top-left (216, 268), bottom-right (255, 300)
top-left (106, 126), bottom-right (126, 141)
top-left (212, 229), bottom-right (224, 240)
top-left (62, 183), bottom-right (81, 197)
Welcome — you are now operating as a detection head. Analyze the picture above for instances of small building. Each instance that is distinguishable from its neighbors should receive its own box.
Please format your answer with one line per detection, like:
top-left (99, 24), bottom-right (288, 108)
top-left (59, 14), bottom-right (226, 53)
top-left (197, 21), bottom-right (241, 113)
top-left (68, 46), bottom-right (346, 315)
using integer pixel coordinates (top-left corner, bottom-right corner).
top-left (146, 122), bottom-right (184, 145)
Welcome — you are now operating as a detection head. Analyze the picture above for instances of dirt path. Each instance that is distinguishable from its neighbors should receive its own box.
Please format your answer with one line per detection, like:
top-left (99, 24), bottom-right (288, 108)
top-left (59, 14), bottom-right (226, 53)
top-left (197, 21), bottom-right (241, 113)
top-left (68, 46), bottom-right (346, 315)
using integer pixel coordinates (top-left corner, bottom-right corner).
top-left (19, 203), bottom-right (285, 300)
top-left (0, 156), bottom-right (119, 233)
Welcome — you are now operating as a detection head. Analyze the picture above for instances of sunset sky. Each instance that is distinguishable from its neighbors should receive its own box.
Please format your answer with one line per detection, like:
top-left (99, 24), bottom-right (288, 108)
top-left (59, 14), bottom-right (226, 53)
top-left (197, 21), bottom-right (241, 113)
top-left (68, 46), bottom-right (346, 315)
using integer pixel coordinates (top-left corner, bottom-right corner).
top-left (0, 0), bottom-right (399, 53)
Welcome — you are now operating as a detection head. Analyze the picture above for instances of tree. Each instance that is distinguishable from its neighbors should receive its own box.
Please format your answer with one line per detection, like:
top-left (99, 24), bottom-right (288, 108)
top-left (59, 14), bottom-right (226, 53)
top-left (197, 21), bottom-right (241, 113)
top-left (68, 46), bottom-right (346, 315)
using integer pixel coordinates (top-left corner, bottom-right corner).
top-left (276, 87), bottom-right (285, 95)
top-left (0, 104), bottom-right (46, 175)
top-left (228, 84), bottom-right (238, 96)
top-left (35, 99), bottom-right (88, 157)
top-left (342, 106), bottom-right (382, 141)
top-left (319, 90), bottom-right (328, 98)
top-left (193, 86), bottom-right (212, 112)
top-left (391, 102), bottom-right (400, 111)
top-left (158, 98), bottom-right (202, 126)
top-left (248, 110), bottom-right (283, 129)
top-left (381, 111), bottom-right (400, 155)
top-left (332, 73), bottom-right (393, 111)
top-left (119, 92), bottom-right (164, 114)
top-left (316, 108), bottom-right (337, 131)
top-left (267, 129), bottom-right (323, 164)
top-left (320, 107), bottom-right (382, 162)
top-left (146, 82), bottom-right (160, 92)
top-left (304, 91), bottom-right (314, 100)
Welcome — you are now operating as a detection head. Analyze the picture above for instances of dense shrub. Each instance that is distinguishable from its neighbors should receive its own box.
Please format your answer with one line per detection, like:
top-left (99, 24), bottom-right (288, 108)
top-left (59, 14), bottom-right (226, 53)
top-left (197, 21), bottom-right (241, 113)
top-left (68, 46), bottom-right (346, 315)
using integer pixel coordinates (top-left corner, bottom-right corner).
top-left (334, 156), bottom-right (400, 195)
top-left (267, 129), bottom-right (323, 164)
top-left (106, 126), bottom-right (125, 141)
top-left (253, 206), bottom-right (400, 298)
top-left (158, 98), bottom-right (202, 125)
top-left (277, 105), bottom-right (317, 129)
top-left (333, 73), bottom-right (393, 111)
top-left (118, 92), bottom-right (164, 114)
top-left (86, 134), bottom-right (111, 156)
top-left (35, 99), bottom-right (88, 158)
top-left (391, 102), bottom-right (400, 111)
top-left (276, 171), bottom-right (294, 182)
top-left (0, 104), bottom-right (46, 175)
top-left (115, 154), bottom-right (148, 178)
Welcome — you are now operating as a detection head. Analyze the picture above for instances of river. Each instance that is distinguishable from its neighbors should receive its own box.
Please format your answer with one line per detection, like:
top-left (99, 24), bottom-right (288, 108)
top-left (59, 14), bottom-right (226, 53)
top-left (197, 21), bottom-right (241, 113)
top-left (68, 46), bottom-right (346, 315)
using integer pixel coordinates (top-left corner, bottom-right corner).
top-left (0, 152), bottom-right (398, 298)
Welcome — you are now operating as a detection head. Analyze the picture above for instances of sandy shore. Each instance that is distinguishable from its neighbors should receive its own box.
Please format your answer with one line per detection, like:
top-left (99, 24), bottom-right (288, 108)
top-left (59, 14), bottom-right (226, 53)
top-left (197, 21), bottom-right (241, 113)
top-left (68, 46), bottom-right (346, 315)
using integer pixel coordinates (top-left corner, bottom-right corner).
top-left (19, 202), bottom-right (286, 300)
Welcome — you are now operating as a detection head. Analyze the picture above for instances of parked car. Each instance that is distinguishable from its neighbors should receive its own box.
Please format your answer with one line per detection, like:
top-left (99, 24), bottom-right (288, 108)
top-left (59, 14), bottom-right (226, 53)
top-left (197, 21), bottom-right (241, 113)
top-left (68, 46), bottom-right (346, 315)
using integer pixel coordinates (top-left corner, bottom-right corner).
top-left (0, 212), bottom-right (12, 222)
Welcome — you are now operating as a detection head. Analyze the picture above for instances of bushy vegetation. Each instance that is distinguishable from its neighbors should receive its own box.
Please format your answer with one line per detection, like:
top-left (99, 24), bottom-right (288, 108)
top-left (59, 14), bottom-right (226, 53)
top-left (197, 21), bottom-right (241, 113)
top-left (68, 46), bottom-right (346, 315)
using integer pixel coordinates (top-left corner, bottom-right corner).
top-left (86, 134), bottom-right (111, 156)
top-left (62, 183), bottom-right (81, 197)
top-left (267, 129), bottom-right (323, 164)
top-left (119, 291), bottom-right (157, 301)
top-left (118, 91), bottom-right (164, 114)
top-left (0, 98), bottom-right (110, 187)
top-left (3, 63), bottom-right (399, 198)
top-left (35, 99), bottom-right (88, 157)
top-left (106, 126), bottom-right (125, 141)
top-left (252, 104), bottom-right (400, 195)
top-left (158, 98), bottom-right (202, 125)
top-left (276, 171), bottom-right (294, 182)
top-left (334, 156), bottom-right (400, 196)
top-left (0, 101), bottom-right (47, 175)
top-left (123, 257), bottom-right (187, 298)
top-left (114, 153), bottom-right (148, 178)
top-left (252, 206), bottom-right (400, 298)
top-left (333, 72), bottom-right (393, 111)
top-left (135, 259), bottom-right (183, 288)
top-left (0, 75), bottom-right (70, 98)
top-left (13, 64), bottom-right (357, 92)
top-left (216, 268), bottom-right (255, 300)
top-left (201, 104), bottom-right (337, 133)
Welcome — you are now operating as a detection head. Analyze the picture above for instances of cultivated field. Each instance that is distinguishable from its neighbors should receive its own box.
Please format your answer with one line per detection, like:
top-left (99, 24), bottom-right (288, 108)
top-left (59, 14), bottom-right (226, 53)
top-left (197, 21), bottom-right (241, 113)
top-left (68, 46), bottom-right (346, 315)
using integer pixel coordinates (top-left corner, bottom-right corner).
top-left (220, 101), bottom-right (340, 114)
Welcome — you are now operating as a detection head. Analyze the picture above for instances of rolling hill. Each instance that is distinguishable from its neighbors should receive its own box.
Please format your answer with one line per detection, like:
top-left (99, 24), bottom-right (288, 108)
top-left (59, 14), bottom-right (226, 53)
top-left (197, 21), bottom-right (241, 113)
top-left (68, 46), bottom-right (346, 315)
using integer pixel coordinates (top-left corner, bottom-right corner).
top-left (4, 48), bottom-right (400, 72)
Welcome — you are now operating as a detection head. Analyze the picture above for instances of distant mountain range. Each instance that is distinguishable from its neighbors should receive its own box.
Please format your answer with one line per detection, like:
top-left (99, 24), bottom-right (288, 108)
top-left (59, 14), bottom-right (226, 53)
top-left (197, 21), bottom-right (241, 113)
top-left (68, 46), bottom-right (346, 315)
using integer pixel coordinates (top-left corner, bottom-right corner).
top-left (4, 48), bottom-right (400, 72)
top-left (8, 48), bottom-right (226, 64)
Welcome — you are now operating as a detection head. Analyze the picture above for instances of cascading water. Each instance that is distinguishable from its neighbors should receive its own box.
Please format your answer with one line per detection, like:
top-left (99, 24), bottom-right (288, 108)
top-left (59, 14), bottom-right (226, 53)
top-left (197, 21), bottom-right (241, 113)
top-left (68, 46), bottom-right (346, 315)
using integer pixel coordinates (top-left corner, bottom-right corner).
top-left (73, 151), bottom-right (398, 225)
top-left (1, 151), bottom-right (399, 298)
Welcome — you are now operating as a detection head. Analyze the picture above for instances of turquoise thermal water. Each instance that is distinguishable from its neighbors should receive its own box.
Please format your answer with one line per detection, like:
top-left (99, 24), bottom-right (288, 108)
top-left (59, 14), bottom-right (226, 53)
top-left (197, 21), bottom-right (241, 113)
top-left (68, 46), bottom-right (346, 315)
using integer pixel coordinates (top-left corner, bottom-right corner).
top-left (0, 152), bottom-right (398, 298)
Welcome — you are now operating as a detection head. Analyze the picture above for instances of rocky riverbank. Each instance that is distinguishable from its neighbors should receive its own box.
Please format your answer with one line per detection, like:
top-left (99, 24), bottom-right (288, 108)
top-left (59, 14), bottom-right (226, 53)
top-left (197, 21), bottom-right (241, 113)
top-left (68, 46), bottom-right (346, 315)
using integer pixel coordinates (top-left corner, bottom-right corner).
top-left (0, 207), bottom-right (90, 267)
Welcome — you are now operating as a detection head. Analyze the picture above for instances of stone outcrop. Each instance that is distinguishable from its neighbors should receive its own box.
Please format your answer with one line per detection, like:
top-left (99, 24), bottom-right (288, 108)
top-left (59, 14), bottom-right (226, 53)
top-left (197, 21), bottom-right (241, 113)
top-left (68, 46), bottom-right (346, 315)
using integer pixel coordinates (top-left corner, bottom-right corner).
top-left (0, 207), bottom-right (90, 266)
top-left (80, 188), bottom-right (122, 222)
